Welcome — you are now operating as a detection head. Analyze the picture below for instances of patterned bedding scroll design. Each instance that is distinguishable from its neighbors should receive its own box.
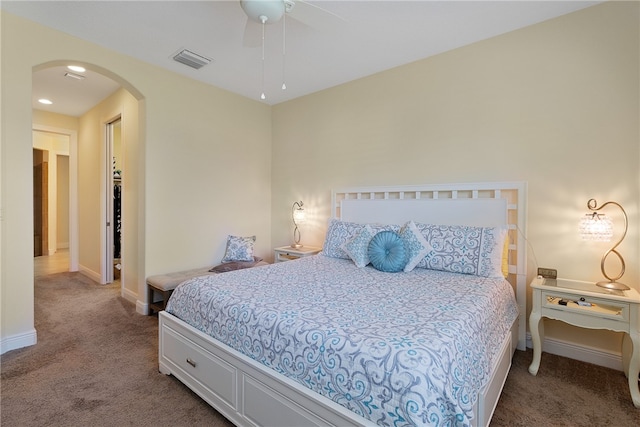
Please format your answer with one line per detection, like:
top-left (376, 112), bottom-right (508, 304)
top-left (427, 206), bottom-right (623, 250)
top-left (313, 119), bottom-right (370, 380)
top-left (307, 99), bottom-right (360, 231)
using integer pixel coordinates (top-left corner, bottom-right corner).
top-left (166, 255), bottom-right (519, 427)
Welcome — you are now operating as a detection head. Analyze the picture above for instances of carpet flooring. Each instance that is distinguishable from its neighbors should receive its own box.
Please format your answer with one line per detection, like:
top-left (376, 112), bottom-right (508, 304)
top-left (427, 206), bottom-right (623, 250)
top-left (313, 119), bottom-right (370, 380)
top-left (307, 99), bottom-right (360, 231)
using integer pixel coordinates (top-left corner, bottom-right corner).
top-left (1, 271), bottom-right (639, 426)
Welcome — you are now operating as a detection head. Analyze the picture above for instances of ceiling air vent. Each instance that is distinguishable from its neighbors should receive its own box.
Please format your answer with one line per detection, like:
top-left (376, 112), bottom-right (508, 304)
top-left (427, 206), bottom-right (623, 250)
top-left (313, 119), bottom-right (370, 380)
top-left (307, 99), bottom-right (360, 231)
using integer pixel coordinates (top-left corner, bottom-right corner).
top-left (172, 49), bottom-right (212, 70)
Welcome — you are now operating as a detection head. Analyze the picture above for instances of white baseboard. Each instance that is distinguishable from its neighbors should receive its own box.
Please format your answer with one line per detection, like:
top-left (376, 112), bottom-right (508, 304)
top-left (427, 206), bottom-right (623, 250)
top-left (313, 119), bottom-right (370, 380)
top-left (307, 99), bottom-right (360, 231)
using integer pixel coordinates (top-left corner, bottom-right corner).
top-left (121, 286), bottom-right (137, 304)
top-left (136, 300), bottom-right (150, 316)
top-left (0, 329), bottom-right (37, 355)
top-left (79, 265), bottom-right (101, 283)
top-left (526, 333), bottom-right (623, 371)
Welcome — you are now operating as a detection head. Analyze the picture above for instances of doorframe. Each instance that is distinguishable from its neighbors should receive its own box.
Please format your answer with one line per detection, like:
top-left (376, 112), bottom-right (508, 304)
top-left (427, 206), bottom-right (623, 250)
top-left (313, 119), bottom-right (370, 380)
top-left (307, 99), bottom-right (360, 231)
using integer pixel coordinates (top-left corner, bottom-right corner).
top-left (102, 115), bottom-right (121, 284)
top-left (32, 124), bottom-right (78, 272)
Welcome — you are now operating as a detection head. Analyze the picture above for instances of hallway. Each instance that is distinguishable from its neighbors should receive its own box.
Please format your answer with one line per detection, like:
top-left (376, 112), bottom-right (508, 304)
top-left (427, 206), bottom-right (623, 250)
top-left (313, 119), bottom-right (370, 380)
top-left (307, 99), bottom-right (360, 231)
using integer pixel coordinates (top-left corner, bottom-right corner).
top-left (34, 250), bottom-right (122, 287)
top-left (34, 250), bottom-right (69, 277)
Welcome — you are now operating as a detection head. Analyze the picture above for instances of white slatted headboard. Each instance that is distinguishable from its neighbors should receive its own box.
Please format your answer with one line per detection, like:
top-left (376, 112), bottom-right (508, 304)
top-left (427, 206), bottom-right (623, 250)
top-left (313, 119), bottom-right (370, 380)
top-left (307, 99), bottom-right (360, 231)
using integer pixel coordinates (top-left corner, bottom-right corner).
top-left (332, 181), bottom-right (527, 351)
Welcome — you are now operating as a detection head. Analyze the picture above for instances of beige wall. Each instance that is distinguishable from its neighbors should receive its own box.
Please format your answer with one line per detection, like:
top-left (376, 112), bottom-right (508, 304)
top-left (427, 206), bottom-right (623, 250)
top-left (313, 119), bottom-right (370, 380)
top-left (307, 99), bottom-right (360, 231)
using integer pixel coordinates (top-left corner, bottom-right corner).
top-left (143, 75), bottom-right (273, 272)
top-left (56, 154), bottom-right (69, 249)
top-left (1, 11), bottom-right (272, 351)
top-left (271, 2), bottom-right (639, 355)
top-left (33, 110), bottom-right (79, 131)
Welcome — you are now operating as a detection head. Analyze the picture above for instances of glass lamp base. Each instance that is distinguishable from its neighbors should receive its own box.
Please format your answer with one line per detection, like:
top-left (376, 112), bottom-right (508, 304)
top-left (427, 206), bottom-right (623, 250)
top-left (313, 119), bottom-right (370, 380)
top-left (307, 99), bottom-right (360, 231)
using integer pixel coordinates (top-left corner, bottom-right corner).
top-left (290, 243), bottom-right (303, 249)
top-left (596, 280), bottom-right (630, 291)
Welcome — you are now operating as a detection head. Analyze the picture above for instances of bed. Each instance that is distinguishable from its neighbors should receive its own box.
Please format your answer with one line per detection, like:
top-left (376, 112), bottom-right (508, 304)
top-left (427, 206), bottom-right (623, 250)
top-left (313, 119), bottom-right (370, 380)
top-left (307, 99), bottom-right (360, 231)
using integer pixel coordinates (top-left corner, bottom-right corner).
top-left (159, 181), bottom-right (528, 427)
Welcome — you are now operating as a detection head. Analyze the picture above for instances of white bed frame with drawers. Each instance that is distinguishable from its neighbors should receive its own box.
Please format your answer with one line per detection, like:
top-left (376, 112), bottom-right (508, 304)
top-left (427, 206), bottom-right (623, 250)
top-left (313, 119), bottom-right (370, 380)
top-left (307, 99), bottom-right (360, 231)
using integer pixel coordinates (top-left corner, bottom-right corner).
top-left (159, 181), bottom-right (528, 427)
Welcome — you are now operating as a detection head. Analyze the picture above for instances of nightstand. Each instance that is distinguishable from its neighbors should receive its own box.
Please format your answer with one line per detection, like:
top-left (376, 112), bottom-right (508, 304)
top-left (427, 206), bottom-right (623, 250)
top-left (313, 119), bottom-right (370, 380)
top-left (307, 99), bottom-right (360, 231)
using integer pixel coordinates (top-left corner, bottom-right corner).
top-left (274, 246), bottom-right (321, 263)
top-left (528, 276), bottom-right (640, 408)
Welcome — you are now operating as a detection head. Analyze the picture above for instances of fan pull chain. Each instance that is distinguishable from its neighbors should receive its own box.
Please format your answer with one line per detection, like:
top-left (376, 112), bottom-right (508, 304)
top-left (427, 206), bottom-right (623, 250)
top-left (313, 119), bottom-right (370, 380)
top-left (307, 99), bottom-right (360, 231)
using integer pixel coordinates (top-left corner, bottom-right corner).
top-left (282, 12), bottom-right (287, 90)
top-left (260, 15), bottom-right (267, 100)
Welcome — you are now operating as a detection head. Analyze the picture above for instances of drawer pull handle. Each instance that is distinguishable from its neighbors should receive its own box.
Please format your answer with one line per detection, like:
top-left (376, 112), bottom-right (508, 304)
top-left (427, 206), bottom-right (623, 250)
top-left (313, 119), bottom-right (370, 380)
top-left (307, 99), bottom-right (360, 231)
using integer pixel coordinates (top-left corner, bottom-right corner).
top-left (186, 358), bottom-right (196, 368)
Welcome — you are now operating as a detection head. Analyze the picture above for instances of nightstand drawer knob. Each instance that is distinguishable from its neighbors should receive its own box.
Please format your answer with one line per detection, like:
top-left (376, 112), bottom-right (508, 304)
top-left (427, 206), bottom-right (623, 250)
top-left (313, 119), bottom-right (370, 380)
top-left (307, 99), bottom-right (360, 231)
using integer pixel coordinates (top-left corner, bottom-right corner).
top-left (186, 358), bottom-right (196, 368)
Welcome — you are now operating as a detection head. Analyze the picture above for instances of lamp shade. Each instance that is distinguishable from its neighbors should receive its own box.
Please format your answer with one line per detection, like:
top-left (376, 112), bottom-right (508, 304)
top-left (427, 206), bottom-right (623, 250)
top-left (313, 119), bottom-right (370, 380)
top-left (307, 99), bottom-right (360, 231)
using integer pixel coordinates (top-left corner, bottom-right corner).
top-left (579, 213), bottom-right (613, 242)
top-left (293, 207), bottom-right (305, 224)
top-left (291, 201), bottom-right (304, 247)
top-left (580, 198), bottom-right (628, 291)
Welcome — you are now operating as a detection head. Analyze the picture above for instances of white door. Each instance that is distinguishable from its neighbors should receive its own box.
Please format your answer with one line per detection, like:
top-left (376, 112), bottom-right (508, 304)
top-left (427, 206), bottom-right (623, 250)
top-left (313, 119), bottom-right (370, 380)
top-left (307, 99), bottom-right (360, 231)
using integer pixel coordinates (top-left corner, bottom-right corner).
top-left (104, 117), bottom-right (122, 283)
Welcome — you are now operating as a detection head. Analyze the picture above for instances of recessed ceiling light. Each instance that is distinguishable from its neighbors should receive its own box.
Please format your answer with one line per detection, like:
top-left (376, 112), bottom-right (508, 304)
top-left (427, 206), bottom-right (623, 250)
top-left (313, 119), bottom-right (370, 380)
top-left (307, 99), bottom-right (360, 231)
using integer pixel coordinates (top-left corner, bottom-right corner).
top-left (67, 65), bottom-right (85, 73)
top-left (38, 98), bottom-right (53, 105)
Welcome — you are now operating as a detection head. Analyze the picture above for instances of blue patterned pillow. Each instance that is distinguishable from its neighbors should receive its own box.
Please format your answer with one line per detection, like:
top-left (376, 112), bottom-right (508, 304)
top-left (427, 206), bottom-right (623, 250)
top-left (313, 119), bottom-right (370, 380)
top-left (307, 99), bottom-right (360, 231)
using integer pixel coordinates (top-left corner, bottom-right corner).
top-left (399, 221), bottom-right (434, 272)
top-left (368, 231), bottom-right (407, 273)
top-left (341, 224), bottom-right (375, 268)
top-left (221, 235), bottom-right (256, 262)
top-left (413, 223), bottom-right (507, 278)
top-left (321, 218), bottom-right (400, 260)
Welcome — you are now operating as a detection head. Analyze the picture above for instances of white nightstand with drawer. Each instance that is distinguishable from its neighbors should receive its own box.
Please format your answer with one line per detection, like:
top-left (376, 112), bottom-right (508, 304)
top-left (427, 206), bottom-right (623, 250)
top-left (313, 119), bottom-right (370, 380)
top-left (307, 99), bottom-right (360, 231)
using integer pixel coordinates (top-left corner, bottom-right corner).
top-left (528, 276), bottom-right (640, 408)
top-left (274, 246), bottom-right (321, 263)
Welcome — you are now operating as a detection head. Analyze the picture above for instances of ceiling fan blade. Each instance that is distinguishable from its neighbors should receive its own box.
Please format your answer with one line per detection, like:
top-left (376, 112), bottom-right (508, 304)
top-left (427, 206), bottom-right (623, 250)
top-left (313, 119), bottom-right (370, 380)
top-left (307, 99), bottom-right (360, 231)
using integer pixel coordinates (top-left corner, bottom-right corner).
top-left (242, 17), bottom-right (262, 48)
top-left (288, 0), bottom-right (345, 30)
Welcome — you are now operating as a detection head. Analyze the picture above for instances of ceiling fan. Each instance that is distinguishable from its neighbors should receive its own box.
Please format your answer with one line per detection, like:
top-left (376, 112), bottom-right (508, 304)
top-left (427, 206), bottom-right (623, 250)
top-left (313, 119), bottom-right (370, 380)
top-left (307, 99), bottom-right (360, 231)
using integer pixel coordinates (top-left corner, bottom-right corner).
top-left (239, 0), bottom-right (343, 47)
top-left (239, 0), bottom-right (343, 99)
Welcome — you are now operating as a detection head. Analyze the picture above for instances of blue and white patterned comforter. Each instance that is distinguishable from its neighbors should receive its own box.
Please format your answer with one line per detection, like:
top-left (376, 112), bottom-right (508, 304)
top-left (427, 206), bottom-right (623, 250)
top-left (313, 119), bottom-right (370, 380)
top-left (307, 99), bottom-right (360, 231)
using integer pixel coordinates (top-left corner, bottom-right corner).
top-left (166, 255), bottom-right (518, 427)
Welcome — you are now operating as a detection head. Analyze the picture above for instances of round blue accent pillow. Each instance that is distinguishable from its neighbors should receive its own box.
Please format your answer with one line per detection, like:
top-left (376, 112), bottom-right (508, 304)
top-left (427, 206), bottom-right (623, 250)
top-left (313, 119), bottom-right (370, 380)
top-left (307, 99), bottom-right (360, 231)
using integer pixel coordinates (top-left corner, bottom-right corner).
top-left (368, 231), bottom-right (407, 273)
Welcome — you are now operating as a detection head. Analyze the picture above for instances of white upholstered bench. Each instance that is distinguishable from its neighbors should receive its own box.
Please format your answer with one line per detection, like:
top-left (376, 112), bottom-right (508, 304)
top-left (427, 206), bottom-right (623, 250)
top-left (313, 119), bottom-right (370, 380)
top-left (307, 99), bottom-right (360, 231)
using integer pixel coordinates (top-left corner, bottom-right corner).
top-left (146, 267), bottom-right (214, 314)
top-left (146, 260), bottom-right (268, 314)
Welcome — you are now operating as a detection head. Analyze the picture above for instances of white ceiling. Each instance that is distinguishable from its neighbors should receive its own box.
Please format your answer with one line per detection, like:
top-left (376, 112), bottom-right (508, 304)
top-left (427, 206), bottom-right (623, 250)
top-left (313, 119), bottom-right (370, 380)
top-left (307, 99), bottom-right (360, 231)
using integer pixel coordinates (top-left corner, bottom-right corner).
top-left (3, 0), bottom-right (601, 117)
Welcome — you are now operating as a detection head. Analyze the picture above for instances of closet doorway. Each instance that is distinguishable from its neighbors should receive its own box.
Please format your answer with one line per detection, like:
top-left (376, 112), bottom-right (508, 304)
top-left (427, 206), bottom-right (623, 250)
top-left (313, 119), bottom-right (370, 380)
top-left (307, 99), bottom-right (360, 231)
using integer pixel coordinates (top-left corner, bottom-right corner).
top-left (105, 117), bottom-right (122, 283)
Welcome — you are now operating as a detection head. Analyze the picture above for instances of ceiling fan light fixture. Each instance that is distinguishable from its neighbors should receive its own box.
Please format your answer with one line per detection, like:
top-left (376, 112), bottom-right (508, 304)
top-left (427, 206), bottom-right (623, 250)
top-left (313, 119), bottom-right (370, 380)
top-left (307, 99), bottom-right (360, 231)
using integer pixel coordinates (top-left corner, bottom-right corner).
top-left (240, 0), bottom-right (285, 24)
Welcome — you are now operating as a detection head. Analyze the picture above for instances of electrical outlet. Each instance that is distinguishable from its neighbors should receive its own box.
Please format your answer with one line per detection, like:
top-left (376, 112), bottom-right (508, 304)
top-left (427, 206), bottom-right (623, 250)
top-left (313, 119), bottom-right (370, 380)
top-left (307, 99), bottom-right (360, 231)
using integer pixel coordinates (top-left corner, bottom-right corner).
top-left (537, 267), bottom-right (557, 279)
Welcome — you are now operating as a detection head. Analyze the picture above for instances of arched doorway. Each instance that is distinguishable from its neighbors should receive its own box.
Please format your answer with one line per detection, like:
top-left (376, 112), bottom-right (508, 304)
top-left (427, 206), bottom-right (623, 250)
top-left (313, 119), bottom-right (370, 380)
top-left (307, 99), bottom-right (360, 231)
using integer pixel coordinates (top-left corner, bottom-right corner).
top-left (32, 61), bottom-right (145, 306)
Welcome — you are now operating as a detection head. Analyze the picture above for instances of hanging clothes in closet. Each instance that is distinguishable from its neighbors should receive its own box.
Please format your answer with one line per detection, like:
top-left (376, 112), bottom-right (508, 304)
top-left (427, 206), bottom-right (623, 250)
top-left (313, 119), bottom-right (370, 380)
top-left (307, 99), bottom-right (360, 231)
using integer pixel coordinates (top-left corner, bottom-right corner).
top-left (114, 182), bottom-right (122, 259)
